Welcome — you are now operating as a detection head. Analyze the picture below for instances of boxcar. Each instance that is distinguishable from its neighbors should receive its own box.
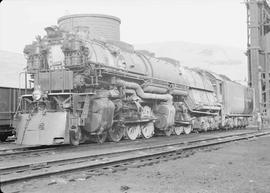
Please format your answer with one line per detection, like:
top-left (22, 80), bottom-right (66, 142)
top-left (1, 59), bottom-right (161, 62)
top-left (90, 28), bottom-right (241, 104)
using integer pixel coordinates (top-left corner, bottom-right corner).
top-left (0, 87), bottom-right (22, 141)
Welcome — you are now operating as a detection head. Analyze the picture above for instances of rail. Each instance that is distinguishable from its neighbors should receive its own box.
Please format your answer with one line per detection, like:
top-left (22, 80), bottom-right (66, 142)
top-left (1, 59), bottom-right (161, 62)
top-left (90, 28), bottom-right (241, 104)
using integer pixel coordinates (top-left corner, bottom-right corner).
top-left (1, 129), bottom-right (269, 186)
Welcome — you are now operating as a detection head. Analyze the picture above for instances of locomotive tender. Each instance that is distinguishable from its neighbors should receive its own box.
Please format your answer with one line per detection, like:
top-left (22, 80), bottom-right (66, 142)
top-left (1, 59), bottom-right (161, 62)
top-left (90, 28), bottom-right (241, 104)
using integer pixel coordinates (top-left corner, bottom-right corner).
top-left (13, 14), bottom-right (254, 145)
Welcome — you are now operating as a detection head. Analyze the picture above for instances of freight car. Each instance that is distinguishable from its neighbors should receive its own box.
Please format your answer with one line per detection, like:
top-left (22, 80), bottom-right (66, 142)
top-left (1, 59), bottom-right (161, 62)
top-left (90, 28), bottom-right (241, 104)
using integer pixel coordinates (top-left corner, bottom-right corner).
top-left (13, 14), bottom-right (254, 146)
top-left (0, 87), bottom-right (21, 142)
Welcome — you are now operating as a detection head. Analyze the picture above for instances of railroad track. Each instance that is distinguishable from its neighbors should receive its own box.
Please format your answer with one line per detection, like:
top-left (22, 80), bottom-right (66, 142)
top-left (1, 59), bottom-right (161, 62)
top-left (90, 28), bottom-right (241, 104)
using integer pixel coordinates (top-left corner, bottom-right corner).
top-left (1, 129), bottom-right (269, 186)
top-left (0, 128), bottom-right (256, 157)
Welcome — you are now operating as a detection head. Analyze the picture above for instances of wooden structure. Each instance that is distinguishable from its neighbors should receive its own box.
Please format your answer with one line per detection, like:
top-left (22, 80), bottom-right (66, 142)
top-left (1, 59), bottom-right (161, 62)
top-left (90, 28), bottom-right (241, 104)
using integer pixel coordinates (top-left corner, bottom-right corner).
top-left (246, 0), bottom-right (270, 119)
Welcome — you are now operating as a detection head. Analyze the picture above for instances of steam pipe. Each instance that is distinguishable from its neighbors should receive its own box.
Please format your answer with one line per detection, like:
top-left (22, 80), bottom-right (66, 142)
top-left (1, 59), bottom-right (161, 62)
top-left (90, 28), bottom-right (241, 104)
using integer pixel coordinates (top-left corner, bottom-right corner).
top-left (115, 79), bottom-right (173, 103)
top-left (195, 105), bottom-right (221, 111)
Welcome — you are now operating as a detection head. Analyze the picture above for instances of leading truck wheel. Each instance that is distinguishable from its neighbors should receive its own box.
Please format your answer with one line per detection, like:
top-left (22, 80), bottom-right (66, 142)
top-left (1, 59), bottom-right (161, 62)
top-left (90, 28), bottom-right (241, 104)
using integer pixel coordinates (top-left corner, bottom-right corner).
top-left (93, 132), bottom-right (108, 144)
top-left (164, 126), bottom-right (173, 136)
top-left (108, 124), bottom-right (124, 142)
top-left (69, 126), bottom-right (81, 146)
top-left (0, 134), bottom-right (8, 142)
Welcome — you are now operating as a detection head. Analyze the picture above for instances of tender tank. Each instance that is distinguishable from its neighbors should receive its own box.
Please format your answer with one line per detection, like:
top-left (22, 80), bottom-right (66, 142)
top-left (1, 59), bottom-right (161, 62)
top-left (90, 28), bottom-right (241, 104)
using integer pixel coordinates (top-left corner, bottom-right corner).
top-left (223, 81), bottom-right (254, 115)
top-left (58, 14), bottom-right (121, 41)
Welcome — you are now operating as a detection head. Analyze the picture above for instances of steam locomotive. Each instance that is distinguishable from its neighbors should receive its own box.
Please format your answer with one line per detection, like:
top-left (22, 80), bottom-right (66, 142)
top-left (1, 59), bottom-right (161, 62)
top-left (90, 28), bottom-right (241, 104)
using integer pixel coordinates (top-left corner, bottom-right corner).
top-left (13, 14), bottom-right (254, 145)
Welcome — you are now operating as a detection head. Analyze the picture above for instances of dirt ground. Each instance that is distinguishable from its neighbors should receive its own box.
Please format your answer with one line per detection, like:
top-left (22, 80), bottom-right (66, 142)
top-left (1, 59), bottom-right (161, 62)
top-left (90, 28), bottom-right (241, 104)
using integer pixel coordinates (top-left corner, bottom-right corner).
top-left (3, 134), bottom-right (270, 193)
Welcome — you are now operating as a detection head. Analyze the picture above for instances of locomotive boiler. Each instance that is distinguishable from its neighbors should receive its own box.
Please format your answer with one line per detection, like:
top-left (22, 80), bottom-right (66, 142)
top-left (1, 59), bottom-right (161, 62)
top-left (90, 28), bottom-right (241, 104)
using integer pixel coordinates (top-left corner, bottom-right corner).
top-left (13, 14), bottom-right (254, 145)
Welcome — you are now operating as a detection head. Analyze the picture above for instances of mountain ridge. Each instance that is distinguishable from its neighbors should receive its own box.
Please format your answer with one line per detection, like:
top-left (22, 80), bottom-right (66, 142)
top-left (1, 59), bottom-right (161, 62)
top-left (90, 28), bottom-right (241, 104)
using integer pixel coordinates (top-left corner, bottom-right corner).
top-left (134, 41), bottom-right (247, 84)
top-left (0, 50), bottom-right (26, 87)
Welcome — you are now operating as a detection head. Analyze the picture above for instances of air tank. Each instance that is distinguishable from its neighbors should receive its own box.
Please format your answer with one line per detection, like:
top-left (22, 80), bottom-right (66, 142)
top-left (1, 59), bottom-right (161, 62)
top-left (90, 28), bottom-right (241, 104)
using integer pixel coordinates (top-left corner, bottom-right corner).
top-left (58, 14), bottom-right (121, 41)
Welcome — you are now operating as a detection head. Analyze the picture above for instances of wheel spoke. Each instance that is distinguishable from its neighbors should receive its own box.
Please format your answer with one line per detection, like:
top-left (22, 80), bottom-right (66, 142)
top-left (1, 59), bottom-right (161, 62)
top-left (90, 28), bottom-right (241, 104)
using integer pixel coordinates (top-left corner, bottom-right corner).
top-left (174, 126), bottom-right (183, 136)
top-left (125, 125), bottom-right (140, 140)
top-left (141, 122), bottom-right (154, 139)
top-left (96, 132), bottom-right (107, 144)
top-left (108, 125), bottom-right (124, 142)
top-left (164, 127), bottom-right (173, 136)
top-left (184, 125), bottom-right (192, 134)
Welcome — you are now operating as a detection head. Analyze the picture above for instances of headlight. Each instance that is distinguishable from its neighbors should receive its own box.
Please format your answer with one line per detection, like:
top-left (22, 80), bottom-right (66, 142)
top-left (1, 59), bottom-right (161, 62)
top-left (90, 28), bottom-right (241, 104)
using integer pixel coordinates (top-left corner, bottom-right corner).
top-left (32, 89), bottom-right (42, 101)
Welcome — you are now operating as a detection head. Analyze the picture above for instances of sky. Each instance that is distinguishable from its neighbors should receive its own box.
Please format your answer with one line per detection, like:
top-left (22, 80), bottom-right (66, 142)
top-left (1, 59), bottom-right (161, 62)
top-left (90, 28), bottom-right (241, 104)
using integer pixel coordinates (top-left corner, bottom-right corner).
top-left (0, 0), bottom-right (247, 54)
